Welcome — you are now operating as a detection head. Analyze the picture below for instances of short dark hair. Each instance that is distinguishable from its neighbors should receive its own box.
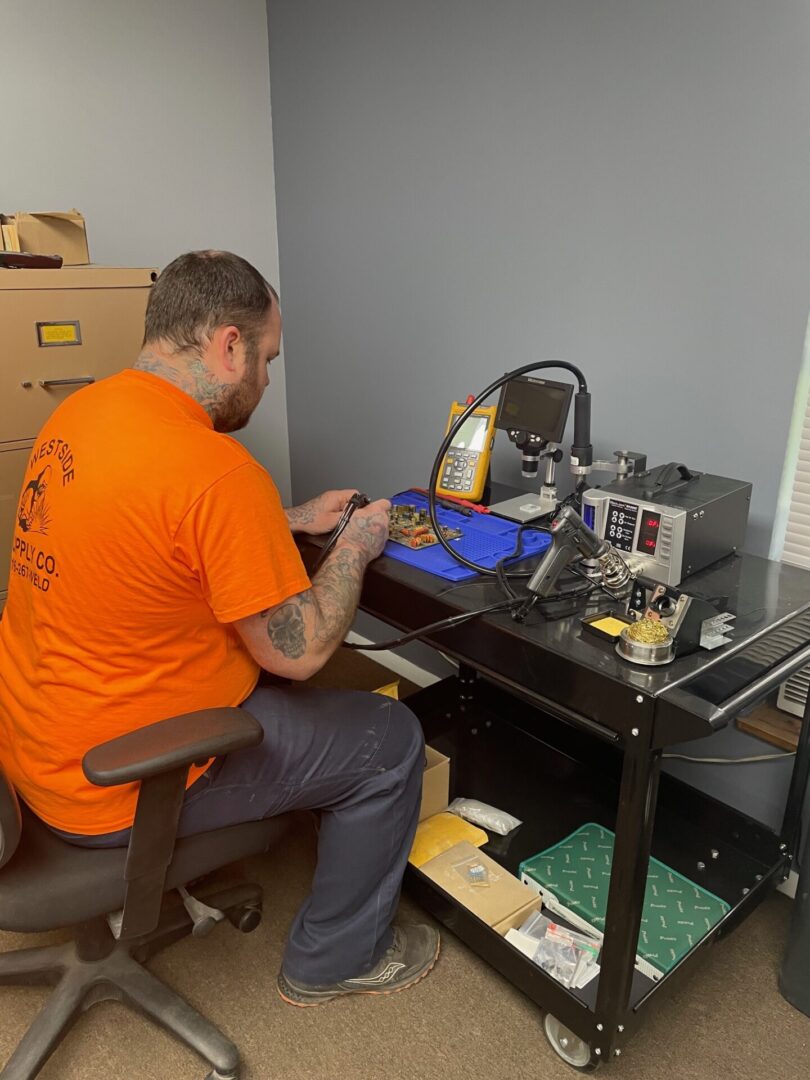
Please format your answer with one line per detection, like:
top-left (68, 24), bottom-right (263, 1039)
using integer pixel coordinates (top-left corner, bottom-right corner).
top-left (143, 250), bottom-right (277, 353)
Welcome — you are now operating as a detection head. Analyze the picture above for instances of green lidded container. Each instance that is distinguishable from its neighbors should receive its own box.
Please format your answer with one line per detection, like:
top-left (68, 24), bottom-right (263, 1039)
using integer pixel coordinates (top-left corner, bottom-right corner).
top-left (519, 823), bottom-right (730, 979)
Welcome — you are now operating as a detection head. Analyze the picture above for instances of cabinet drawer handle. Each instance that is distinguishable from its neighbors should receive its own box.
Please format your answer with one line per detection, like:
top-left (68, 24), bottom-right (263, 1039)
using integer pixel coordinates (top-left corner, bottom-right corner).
top-left (38, 377), bottom-right (96, 388)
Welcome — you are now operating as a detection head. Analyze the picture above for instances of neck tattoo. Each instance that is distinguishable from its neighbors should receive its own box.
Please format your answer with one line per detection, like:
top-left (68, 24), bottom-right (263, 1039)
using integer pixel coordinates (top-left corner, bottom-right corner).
top-left (134, 348), bottom-right (228, 419)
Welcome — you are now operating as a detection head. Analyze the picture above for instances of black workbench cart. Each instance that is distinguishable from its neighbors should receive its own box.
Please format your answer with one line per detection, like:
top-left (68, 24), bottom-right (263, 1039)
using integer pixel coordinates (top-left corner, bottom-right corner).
top-left (349, 547), bottom-right (810, 1070)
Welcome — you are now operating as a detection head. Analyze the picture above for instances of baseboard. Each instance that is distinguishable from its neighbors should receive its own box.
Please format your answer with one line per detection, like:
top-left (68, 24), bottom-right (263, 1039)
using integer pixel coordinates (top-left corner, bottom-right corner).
top-left (778, 870), bottom-right (799, 900)
top-left (344, 632), bottom-right (440, 688)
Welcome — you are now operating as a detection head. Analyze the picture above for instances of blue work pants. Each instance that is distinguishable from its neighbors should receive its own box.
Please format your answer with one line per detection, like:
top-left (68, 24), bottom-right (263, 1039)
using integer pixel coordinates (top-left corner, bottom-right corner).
top-left (55, 685), bottom-right (425, 985)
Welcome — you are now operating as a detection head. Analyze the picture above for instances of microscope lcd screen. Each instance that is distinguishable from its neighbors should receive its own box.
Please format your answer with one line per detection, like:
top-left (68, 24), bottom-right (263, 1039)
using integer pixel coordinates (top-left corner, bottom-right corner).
top-left (495, 377), bottom-right (574, 444)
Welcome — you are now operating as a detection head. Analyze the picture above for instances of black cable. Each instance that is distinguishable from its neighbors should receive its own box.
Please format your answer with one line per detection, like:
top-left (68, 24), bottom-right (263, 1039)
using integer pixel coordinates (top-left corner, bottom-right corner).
top-left (511, 578), bottom-right (596, 622)
top-left (427, 361), bottom-right (588, 578)
top-left (343, 599), bottom-right (521, 651)
top-left (345, 576), bottom-right (597, 653)
top-left (494, 523), bottom-right (543, 600)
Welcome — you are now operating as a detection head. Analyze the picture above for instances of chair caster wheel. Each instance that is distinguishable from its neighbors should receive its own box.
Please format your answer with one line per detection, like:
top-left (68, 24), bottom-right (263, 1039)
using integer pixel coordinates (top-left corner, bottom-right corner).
top-left (191, 915), bottom-right (220, 938)
top-left (205, 1071), bottom-right (238, 1080)
top-left (228, 903), bottom-right (262, 933)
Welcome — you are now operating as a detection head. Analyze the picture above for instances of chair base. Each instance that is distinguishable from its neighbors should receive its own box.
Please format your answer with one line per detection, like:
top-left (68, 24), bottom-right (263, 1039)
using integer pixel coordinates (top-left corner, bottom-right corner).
top-left (0, 883), bottom-right (263, 1080)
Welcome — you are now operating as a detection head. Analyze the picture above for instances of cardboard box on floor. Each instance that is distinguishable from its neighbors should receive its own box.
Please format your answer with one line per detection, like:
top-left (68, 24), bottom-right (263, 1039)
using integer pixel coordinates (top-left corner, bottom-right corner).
top-left (1, 210), bottom-right (90, 264)
top-left (420, 745), bottom-right (450, 821)
top-left (420, 841), bottom-right (540, 933)
top-left (370, 680), bottom-right (449, 823)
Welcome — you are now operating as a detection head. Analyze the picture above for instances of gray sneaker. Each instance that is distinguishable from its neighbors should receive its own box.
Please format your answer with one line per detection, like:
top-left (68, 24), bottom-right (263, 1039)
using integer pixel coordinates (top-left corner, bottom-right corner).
top-left (277, 924), bottom-right (440, 1007)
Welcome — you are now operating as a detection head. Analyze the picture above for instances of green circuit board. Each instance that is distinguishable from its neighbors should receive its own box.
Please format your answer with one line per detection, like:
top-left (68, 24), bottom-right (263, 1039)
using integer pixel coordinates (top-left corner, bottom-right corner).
top-left (388, 504), bottom-right (463, 549)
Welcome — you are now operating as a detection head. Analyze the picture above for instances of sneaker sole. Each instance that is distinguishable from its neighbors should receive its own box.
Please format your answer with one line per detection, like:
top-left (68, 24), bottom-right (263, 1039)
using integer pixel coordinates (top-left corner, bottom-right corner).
top-left (277, 937), bottom-right (441, 1008)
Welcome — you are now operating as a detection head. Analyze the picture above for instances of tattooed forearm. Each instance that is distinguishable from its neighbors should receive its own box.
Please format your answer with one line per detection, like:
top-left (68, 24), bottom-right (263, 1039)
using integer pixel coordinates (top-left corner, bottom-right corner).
top-left (309, 545), bottom-right (366, 644)
top-left (259, 546), bottom-right (364, 662)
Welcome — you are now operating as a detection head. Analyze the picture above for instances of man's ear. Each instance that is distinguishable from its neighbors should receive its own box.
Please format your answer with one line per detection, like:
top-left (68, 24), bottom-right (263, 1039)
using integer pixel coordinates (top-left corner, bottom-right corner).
top-left (211, 325), bottom-right (242, 376)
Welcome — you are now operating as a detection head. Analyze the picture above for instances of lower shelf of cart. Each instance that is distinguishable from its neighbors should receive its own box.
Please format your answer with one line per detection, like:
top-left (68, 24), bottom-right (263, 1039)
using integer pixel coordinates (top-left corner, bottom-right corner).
top-left (406, 864), bottom-right (656, 1021)
top-left (404, 674), bottom-right (784, 1025)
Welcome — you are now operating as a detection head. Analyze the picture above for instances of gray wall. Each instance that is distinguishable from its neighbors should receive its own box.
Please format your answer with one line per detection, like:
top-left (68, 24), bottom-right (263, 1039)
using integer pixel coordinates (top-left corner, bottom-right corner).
top-left (268, 0), bottom-right (810, 827)
top-left (269, 0), bottom-right (810, 545)
top-left (3, 0), bottom-right (292, 500)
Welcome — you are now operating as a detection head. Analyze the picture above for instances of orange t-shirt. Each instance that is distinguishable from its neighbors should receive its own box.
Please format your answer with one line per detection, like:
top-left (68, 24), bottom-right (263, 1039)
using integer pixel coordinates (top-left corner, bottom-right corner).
top-left (0, 369), bottom-right (311, 834)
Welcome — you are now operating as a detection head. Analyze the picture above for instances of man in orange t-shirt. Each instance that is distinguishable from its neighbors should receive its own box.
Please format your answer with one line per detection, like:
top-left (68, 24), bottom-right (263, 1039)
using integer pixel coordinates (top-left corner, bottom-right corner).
top-left (0, 251), bottom-right (438, 1005)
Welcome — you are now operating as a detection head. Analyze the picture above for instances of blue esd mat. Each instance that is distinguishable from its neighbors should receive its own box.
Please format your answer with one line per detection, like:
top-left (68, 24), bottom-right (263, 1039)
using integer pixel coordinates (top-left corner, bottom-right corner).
top-left (384, 491), bottom-right (552, 581)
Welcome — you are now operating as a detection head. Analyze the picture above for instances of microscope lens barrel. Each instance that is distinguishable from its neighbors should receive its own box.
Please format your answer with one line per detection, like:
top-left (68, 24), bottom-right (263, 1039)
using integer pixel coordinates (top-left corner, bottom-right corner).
top-left (571, 391), bottom-right (593, 468)
top-left (522, 452), bottom-right (540, 477)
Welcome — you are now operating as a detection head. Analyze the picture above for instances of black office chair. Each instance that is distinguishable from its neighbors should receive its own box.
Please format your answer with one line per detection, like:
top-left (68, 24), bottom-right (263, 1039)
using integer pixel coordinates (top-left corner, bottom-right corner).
top-left (0, 707), bottom-right (288, 1080)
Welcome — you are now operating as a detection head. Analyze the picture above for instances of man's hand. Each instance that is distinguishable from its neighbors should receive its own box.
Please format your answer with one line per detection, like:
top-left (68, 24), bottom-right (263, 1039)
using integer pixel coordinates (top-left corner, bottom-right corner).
top-left (334, 498), bottom-right (391, 563)
top-left (285, 489), bottom-right (360, 535)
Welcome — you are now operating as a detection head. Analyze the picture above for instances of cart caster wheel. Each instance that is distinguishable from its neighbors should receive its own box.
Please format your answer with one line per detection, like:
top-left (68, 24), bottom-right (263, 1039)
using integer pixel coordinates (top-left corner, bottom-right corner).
top-left (544, 1013), bottom-right (600, 1071)
top-left (227, 903), bottom-right (262, 933)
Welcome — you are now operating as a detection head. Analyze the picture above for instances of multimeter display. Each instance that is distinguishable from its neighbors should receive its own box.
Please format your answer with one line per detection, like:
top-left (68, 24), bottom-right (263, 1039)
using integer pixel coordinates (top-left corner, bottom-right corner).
top-left (605, 499), bottom-right (639, 552)
top-left (451, 415), bottom-right (490, 452)
top-left (438, 402), bottom-right (498, 502)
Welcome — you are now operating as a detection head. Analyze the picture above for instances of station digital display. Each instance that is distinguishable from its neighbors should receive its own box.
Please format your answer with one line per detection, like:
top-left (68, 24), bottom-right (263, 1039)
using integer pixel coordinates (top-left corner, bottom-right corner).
top-left (636, 511), bottom-right (662, 555)
top-left (605, 499), bottom-right (639, 552)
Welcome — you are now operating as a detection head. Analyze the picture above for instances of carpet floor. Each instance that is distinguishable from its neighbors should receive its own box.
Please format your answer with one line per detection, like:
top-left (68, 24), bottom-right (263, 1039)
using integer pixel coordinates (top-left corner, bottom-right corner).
top-left (1, 651), bottom-right (807, 1080)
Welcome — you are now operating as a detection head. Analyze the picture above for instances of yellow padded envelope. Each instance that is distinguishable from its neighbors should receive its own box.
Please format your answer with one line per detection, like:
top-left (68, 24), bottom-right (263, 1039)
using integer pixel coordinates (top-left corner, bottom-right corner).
top-left (409, 812), bottom-right (488, 868)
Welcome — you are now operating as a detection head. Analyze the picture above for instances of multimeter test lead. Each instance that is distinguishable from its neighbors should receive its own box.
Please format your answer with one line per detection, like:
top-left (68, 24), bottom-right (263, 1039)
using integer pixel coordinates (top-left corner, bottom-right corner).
top-left (408, 487), bottom-right (485, 515)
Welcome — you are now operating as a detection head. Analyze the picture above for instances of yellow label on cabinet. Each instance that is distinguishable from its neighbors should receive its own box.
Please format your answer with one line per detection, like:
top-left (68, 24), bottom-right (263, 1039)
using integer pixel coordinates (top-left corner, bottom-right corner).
top-left (36, 321), bottom-right (81, 346)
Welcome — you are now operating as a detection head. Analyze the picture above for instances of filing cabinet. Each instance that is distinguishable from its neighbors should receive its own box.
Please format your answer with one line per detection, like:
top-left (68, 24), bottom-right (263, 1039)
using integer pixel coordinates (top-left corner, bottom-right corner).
top-left (0, 266), bottom-right (156, 603)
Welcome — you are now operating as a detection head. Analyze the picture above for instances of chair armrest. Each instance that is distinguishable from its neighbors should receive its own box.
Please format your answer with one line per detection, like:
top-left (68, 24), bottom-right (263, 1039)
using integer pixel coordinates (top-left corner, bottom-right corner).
top-left (82, 708), bottom-right (262, 788)
top-left (78, 708), bottom-right (263, 942)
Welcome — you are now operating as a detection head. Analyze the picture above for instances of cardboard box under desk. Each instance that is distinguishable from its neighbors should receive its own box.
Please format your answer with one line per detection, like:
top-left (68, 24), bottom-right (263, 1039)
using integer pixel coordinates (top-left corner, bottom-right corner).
top-left (419, 745), bottom-right (450, 822)
top-left (420, 841), bottom-right (540, 931)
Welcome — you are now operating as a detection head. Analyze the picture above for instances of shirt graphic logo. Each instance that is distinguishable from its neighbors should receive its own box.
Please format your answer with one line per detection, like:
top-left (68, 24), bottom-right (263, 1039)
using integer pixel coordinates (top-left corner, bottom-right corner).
top-left (18, 466), bottom-right (52, 535)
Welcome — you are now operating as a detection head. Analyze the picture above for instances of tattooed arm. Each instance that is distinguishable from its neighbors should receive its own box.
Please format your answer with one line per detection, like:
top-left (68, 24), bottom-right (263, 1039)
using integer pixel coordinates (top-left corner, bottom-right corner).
top-left (233, 499), bottom-right (391, 679)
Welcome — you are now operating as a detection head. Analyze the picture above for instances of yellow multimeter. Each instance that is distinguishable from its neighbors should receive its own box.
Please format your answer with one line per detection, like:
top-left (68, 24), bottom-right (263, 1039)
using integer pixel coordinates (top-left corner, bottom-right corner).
top-left (437, 402), bottom-right (498, 502)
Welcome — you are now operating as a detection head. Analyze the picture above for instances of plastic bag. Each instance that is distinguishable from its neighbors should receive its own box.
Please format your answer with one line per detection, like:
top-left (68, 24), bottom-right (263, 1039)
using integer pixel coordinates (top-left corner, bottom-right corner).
top-left (448, 797), bottom-right (522, 836)
top-left (452, 854), bottom-right (491, 888)
top-left (516, 911), bottom-right (600, 989)
top-left (534, 932), bottom-right (580, 987)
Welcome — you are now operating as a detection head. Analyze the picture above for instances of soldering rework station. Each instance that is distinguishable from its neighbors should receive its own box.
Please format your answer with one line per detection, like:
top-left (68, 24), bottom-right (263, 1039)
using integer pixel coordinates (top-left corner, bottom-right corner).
top-left (326, 360), bottom-right (751, 667)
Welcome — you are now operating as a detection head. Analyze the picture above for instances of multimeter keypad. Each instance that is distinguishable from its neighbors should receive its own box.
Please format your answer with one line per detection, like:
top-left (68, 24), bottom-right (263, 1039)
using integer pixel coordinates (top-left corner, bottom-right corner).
top-left (442, 450), bottom-right (479, 491)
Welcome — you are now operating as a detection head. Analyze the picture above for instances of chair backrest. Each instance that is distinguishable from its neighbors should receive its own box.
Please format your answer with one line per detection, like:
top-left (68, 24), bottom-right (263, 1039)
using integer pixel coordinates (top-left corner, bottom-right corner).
top-left (0, 764), bottom-right (22, 870)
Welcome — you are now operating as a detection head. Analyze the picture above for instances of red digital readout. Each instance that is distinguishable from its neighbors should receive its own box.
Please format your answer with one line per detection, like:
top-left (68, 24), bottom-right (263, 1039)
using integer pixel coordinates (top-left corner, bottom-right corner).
top-left (636, 512), bottom-right (662, 555)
